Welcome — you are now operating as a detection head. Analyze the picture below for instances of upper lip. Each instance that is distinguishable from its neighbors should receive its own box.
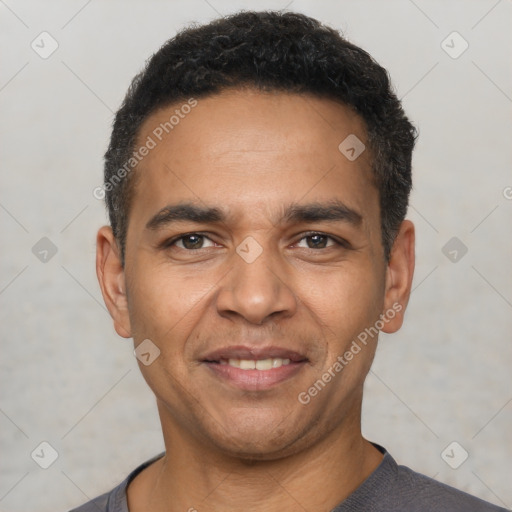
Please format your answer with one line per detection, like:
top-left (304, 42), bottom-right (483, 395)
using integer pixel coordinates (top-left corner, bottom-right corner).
top-left (202, 345), bottom-right (308, 363)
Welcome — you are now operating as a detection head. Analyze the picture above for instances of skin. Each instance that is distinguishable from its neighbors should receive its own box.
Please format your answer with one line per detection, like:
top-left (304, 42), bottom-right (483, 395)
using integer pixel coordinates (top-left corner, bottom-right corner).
top-left (96, 89), bottom-right (415, 512)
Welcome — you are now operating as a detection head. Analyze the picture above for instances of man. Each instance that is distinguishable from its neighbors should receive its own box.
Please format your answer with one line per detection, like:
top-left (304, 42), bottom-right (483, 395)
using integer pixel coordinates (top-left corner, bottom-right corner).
top-left (73, 10), bottom-right (507, 512)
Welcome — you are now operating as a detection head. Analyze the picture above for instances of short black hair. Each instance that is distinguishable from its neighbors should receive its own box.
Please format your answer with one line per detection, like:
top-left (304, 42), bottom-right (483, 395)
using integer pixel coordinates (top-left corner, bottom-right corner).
top-left (103, 10), bottom-right (417, 264)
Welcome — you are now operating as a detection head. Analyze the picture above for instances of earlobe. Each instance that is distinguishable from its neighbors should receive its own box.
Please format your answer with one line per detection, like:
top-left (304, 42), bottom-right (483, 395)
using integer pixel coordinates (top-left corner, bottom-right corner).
top-left (381, 220), bottom-right (415, 334)
top-left (96, 226), bottom-right (132, 338)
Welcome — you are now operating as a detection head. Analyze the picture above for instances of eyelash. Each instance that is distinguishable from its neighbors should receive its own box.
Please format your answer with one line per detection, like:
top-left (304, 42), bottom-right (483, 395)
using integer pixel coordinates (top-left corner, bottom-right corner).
top-left (297, 231), bottom-right (349, 249)
top-left (161, 231), bottom-right (349, 251)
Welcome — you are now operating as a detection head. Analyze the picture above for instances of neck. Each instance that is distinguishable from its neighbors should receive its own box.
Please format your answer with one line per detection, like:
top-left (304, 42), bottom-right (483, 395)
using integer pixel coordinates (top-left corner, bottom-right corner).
top-left (127, 404), bottom-right (383, 512)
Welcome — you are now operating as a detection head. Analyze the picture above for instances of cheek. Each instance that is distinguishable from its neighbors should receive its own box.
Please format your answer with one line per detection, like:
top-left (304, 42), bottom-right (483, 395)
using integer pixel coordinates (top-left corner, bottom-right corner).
top-left (126, 258), bottom-right (214, 344)
top-left (125, 264), bottom-right (209, 404)
top-left (298, 267), bottom-right (382, 407)
top-left (298, 262), bottom-right (383, 333)
top-left (299, 266), bottom-right (384, 393)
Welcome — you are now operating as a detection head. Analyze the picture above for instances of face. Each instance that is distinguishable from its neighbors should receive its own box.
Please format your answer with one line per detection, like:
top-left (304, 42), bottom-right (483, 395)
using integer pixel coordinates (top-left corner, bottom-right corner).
top-left (97, 89), bottom-right (414, 460)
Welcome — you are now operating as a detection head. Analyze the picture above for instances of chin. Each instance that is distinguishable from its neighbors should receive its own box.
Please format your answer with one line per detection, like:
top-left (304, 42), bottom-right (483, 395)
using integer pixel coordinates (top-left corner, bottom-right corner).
top-left (216, 437), bottom-right (299, 462)
top-left (203, 410), bottom-right (312, 461)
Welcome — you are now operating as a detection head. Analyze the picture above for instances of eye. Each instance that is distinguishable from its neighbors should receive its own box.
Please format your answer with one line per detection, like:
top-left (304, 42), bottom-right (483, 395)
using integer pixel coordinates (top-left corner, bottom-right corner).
top-left (172, 233), bottom-right (216, 250)
top-left (296, 233), bottom-right (338, 249)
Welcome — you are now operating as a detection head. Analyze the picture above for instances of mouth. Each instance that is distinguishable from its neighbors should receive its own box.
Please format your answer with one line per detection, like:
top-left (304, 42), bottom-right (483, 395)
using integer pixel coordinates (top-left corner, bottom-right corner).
top-left (201, 346), bottom-right (309, 390)
top-left (217, 357), bottom-right (292, 370)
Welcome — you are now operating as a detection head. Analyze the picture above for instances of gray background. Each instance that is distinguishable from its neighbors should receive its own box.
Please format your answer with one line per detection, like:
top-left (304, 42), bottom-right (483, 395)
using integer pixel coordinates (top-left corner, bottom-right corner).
top-left (1, 0), bottom-right (511, 510)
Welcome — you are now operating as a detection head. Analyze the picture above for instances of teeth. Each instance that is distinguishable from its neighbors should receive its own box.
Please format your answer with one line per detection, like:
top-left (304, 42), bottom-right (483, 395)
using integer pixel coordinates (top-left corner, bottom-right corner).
top-left (224, 358), bottom-right (292, 370)
top-left (256, 359), bottom-right (273, 370)
top-left (239, 359), bottom-right (256, 370)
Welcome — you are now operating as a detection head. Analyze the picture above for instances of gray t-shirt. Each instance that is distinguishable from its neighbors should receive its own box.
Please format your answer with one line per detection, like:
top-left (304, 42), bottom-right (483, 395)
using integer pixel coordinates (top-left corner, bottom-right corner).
top-left (69, 445), bottom-right (508, 511)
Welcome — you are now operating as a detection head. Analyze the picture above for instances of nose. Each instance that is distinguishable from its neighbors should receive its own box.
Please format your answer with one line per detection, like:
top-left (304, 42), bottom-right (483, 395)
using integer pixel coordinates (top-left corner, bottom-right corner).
top-left (215, 242), bottom-right (298, 325)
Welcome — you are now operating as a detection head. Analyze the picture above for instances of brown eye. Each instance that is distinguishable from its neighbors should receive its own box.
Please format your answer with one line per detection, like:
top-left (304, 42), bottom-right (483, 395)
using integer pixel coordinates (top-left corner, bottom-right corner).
top-left (175, 234), bottom-right (214, 250)
top-left (308, 234), bottom-right (328, 248)
top-left (297, 234), bottom-right (336, 249)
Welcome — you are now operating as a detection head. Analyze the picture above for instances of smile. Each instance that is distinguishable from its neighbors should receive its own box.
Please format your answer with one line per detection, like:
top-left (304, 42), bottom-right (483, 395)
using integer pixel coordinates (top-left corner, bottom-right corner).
top-left (219, 357), bottom-right (291, 370)
top-left (201, 346), bottom-right (308, 390)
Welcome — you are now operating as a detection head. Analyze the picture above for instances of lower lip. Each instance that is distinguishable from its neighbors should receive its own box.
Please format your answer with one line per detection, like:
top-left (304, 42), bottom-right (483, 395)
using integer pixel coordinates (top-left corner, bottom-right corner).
top-left (203, 362), bottom-right (306, 390)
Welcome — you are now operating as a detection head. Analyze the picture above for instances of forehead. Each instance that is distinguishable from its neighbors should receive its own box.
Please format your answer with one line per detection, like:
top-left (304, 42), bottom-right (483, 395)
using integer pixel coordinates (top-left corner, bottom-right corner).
top-left (129, 89), bottom-right (377, 230)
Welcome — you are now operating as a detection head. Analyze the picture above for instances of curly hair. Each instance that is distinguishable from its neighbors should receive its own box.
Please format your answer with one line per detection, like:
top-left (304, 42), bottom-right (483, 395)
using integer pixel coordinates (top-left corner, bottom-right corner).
top-left (103, 10), bottom-right (417, 264)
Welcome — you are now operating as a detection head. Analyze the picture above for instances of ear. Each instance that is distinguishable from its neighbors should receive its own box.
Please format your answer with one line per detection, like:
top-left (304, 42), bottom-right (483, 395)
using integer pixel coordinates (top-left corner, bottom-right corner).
top-left (381, 220), bottom-right (415, 334)
top-left (96, 226), bottom-right (132, 338)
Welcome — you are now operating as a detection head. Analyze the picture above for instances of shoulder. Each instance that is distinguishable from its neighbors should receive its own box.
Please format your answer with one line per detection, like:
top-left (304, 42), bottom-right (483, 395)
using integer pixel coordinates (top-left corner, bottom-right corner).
top-left (68, 489), bottom-right (111, 512)
top-left (392, 462), bottom-right (508, 511)
top-left (335, 447), bottom-right (508, 512)
top-left (67, 452), bottom-right (165, 512)
top-left (67, 483), bottom-right (126, 512)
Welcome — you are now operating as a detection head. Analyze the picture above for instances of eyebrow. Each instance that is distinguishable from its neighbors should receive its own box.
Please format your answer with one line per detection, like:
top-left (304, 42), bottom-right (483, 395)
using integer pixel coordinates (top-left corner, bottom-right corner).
top-left (283, 201), bottom-right (362, 226)
top-left (146, 203), bottom-right (224, 230)
top-left (145, 200), bottom-right (363, 231)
